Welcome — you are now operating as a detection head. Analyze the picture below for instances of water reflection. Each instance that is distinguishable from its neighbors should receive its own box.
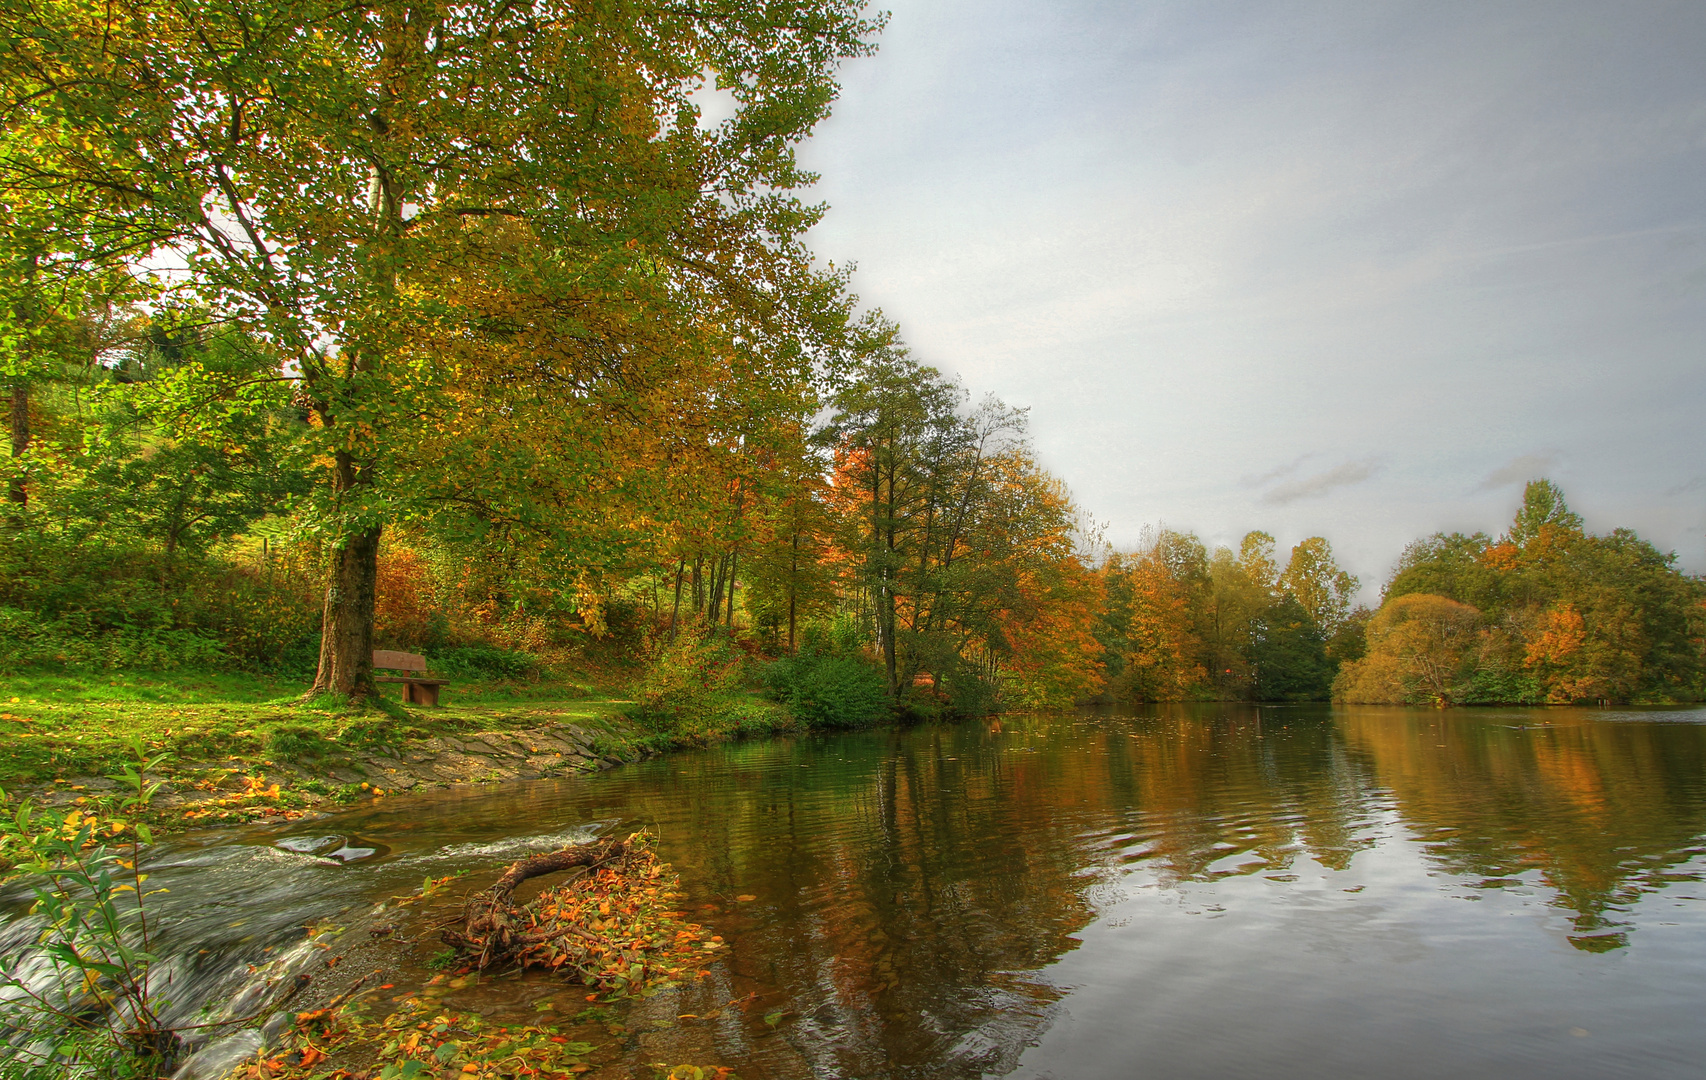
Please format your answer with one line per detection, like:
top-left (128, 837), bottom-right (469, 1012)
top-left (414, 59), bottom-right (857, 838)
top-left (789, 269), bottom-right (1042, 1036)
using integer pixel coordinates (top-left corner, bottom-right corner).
top-left (6, 705), bottom-right (1703, 1079)
top-left (570, 705), bottom-right (1705, 1077)
top-left (1335, 707), bottom-right (1706, 951)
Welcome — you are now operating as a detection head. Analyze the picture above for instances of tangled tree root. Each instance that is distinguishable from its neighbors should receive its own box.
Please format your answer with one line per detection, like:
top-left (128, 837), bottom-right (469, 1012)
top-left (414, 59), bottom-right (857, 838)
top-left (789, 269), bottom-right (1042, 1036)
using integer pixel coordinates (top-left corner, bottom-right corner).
top-left (441, 832), bottom-right (723, 996)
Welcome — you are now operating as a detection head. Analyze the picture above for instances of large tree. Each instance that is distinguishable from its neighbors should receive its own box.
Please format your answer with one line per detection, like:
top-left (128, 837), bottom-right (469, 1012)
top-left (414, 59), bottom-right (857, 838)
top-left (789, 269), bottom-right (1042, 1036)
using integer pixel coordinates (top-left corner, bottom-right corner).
top-left (824, 352), bottom-right (1096, 710)
top-left (0, 0), bottom-right (880, 698)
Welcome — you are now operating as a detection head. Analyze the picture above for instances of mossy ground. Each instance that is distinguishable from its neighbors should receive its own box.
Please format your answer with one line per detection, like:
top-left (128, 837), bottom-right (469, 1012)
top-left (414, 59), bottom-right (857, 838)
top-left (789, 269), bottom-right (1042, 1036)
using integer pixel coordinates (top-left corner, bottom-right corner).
top-left (0, 670), bottom-right (637, 829)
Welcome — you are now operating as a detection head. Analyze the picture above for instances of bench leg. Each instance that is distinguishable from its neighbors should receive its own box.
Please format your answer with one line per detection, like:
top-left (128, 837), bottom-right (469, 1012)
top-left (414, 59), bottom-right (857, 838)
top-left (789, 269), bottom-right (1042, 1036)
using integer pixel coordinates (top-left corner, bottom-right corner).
top-left (406, 681), bottom-right (441, 707)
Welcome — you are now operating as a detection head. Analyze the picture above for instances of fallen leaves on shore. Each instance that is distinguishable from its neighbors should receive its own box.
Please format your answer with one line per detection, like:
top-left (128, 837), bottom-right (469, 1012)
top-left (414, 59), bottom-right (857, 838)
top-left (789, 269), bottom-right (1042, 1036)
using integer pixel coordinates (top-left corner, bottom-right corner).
top-left (227, 836), bottom-right (739, 1079)
top-left (177, 773), bottom-right (310, 824)
top-left (442, 833), bottom-right (717, 998)
top-left (231, 996), bottom-right (600, 1080)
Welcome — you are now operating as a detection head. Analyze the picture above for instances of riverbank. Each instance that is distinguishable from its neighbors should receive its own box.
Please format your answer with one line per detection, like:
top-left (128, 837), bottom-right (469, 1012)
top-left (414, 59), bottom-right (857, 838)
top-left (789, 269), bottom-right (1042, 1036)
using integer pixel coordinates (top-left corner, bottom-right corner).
top-left (0, 670), bottom-right (658, 832)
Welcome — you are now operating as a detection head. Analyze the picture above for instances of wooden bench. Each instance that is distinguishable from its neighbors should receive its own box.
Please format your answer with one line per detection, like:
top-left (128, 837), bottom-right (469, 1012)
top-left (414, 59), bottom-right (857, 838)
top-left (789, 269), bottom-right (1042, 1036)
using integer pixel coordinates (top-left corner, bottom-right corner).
top-left (373, 650), bottom-right (450, 706)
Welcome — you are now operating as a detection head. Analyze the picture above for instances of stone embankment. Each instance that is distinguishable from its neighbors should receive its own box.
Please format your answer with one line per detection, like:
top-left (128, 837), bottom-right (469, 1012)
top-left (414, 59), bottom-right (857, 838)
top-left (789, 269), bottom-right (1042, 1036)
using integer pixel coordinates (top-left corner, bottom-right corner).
top-left (310, 721), bottom-right (642, 793)
top-left (21, 720), bottom-right (647, 816)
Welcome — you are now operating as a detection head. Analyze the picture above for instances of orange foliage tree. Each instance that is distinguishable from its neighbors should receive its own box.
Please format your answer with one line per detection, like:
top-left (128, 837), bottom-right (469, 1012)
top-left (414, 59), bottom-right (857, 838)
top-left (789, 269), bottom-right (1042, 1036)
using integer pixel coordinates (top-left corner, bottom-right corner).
top-left (821, 352), bottom-right (1102, 712)
top-left (1378, 480), bottom-right (1704, 703)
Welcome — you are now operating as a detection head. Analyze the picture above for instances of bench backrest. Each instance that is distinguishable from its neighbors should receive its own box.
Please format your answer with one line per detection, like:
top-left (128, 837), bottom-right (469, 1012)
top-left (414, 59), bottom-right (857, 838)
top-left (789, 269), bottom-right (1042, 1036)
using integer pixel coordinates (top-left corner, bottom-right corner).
top-left (373, 649), bottom-right (428, 674)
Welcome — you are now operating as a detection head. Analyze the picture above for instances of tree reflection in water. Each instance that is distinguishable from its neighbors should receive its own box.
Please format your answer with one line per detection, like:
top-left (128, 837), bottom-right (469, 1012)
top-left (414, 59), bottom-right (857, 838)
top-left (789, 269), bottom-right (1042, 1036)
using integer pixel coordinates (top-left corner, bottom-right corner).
top-left (607, 705), bottom-right (1706, 1077)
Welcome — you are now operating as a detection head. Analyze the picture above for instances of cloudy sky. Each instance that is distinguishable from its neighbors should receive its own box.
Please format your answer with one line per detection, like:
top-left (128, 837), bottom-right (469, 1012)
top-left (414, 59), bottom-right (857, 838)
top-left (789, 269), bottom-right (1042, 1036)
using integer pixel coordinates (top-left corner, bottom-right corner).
top-left (795, 0), bottom-right (1706, 599)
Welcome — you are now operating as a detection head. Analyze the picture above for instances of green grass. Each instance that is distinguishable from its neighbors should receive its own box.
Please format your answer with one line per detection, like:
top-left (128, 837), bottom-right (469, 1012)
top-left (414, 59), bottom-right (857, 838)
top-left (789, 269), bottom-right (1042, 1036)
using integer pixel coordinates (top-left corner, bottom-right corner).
top-left (0, 669), bottom-right (633, 789)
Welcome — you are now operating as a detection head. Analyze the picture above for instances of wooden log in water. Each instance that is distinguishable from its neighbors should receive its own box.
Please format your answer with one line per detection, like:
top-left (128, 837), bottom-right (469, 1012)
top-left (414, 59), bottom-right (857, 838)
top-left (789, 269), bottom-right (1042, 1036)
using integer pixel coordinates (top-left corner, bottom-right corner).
top-left (488, 839), bottom-right (628, 904)
top-left (441, 838), bottom-right (628, 970)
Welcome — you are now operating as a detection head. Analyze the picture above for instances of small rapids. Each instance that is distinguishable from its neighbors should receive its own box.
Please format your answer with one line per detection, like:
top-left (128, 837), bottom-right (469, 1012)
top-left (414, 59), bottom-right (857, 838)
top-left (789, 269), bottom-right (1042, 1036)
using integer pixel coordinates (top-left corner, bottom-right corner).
top-left (0, 818), bottom-right (594, 1078)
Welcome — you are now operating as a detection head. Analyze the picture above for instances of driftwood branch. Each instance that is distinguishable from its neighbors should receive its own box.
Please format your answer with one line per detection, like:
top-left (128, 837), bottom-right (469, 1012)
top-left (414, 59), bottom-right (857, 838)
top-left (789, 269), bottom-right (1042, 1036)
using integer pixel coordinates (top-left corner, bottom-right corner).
top-left (440, 838), bottom-right (628, 970)
top-left (487, 841), bottom-right (626, 904)
top-left (433, 831), bottom-right (717, 995)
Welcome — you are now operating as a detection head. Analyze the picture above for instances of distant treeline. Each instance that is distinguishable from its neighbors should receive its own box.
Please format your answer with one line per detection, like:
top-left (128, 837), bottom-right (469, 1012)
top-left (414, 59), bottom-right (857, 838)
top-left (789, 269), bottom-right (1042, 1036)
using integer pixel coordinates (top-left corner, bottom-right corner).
top-left (1338, 481), bottom-right (1704, 705)
top-left (1086, 482), bottom-right (1705, 705)
top-left (1090, 528), bottom-right (1363, 703)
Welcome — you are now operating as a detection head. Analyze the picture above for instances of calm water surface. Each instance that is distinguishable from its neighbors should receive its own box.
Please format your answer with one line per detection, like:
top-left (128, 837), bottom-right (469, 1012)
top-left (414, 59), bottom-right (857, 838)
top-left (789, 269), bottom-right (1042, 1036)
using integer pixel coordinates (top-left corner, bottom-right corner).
top-left (25, 705), bottom-right (1706, 1078)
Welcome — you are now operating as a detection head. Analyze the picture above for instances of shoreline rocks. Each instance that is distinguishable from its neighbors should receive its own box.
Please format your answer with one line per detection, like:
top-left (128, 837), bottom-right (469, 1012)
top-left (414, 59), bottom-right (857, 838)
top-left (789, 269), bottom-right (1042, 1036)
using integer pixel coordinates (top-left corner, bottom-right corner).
top-left (19, 720), bottom-right (652, 820)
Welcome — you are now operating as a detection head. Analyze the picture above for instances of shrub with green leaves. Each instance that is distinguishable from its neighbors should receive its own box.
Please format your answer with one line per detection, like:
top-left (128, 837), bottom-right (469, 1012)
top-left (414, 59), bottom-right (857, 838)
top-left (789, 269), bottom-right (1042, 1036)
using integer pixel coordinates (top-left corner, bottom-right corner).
top-left (428, 645), bottom-right (541, 681)
top-left (761, 618), bottom-right (889, 727)
top-left (631, 625), bottom-right (744, 733)
top-left (0, 740), bottom-right (183, 1078)
top-left (761, 652), bottom-right (888, 729)
top-left (0, 607), bottom-right (229, 674)
top-left (627, 624), bottom-right (792, 744)
top-left (0, 528), bottom-right (319, 675)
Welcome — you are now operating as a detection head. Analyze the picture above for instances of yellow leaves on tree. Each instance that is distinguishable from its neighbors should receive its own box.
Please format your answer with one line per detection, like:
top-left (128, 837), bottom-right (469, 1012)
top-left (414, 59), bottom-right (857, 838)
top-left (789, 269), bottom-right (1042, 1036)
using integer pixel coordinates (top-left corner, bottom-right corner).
top-left (1522, 597), bottom-right (1646, 704)
top-left (987, 468), bottom-right (1106, 709)
top-left (1107, 547), bottom-right (1208, 702)
top-left (374, 545), bottom-right (438, 647)
top-left (1334, 593), bottom-right (1483, 705)
top-left (1525, 604), bottom-right (1587, 682)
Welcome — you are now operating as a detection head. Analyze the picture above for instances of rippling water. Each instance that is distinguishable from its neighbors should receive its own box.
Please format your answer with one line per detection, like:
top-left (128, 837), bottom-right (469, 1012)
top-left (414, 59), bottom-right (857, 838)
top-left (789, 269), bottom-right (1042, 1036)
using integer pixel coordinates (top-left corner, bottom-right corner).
top-left (9, 704), bottom-right (1706, 1078)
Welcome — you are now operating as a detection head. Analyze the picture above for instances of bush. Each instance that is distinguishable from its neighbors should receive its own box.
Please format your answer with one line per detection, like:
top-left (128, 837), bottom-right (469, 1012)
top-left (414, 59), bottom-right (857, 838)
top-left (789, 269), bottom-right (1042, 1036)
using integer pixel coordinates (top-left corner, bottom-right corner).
top-left (625, 624), bottom-right (795, 744)
top-left (0, 607), bottom-right (229, 673)
top-left (631, 625), bottom-right (744, 733)
top-left (719, 695), bottom-right (795, 738)
top-left (935, 667), bottom-right (1001, 718)
top-left (0, 531), bottom-right (320, 674)
top-left (262, 630), bottom-right (323, 680)
top-left (762, 652), bottom-right (888, 728)
top-left (429, 645), bottom-right (542, 681)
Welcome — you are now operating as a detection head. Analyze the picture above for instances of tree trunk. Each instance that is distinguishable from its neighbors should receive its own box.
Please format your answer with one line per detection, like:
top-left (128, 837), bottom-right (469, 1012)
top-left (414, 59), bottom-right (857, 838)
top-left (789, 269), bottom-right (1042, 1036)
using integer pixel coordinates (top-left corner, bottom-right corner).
top-left (725, 550), bottom-right (738, 626)
top-left (7, 382), bottom-right (27, 507)
top-left (878, 461), bottom-right (899, 698)
top-left (669, 558), bottom-right (685, 640)
top-left (707, 554), bottom-right (726, 622)
top-left (312, 513), bottom-right (382, 700)
top-left (9, 255), bottom-right (35, 511)
top-left (787, 532), bottom-right (799, 654)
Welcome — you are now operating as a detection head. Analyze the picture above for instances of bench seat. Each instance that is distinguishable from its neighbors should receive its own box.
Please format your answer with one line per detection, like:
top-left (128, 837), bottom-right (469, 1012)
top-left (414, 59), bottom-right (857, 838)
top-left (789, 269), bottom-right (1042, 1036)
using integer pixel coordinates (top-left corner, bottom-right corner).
top-left (373, 650), bottom-right (450, 706)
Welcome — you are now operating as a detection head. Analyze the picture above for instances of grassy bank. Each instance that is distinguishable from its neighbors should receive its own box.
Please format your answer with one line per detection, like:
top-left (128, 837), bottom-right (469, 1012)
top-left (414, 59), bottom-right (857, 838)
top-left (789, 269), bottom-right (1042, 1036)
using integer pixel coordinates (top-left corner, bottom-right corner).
top-left (0, 627), bottom-right (897, 838)
top-left (0, 670), bottom-right (644, 829)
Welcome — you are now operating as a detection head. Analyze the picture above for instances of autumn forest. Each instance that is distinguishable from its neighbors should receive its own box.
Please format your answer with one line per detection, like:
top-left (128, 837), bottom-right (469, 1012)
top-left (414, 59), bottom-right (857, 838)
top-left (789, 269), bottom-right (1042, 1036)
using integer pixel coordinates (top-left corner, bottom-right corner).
top-left (0, 0), bottom-right (1701, 722)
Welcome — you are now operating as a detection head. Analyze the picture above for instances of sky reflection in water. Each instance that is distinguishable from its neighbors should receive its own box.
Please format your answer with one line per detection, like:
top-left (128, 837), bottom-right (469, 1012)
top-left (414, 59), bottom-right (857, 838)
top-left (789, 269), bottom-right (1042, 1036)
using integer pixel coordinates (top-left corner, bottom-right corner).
top-left (613, 705), bottom-right (1706, 1078)
top-left (72, 705), bottom-right (1706, 1079)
